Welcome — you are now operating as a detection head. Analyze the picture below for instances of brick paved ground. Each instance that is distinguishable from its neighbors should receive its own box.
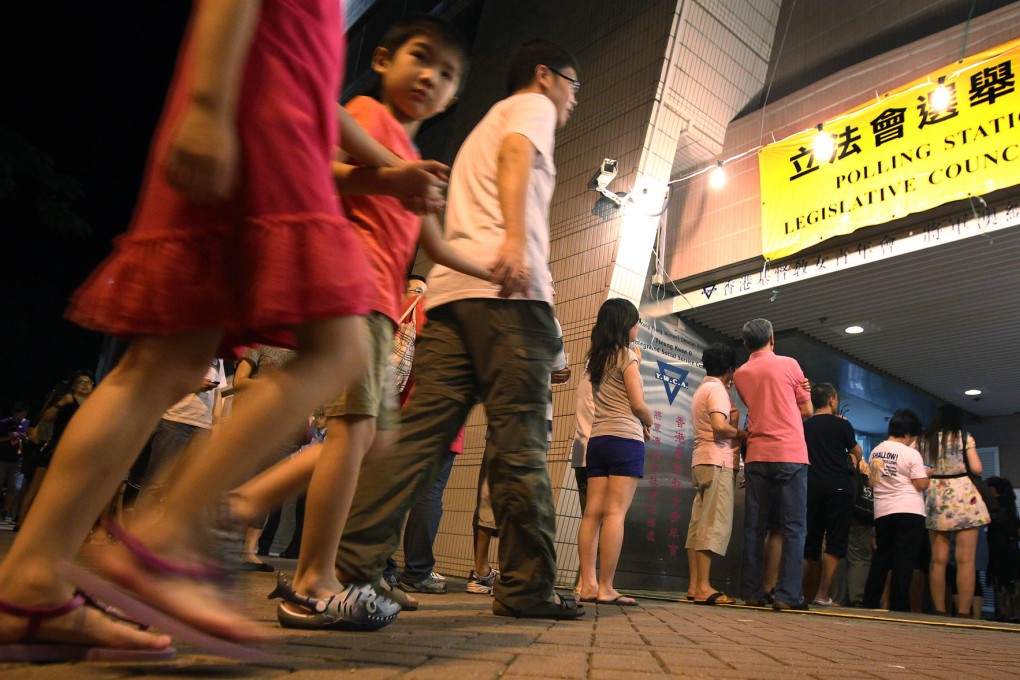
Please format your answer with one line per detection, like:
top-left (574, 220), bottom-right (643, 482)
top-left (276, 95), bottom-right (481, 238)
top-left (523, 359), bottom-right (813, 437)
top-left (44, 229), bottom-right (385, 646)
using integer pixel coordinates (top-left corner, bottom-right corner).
top-left (2, 535), bottom-right (1019, 679)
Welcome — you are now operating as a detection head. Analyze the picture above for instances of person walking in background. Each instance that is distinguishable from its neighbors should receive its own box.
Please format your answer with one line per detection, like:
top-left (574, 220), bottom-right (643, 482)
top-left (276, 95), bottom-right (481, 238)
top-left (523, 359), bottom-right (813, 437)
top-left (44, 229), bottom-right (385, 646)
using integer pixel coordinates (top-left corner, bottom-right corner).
top-left (17, 371), bottom-right (95, 529)
top-left (732, 318), bottom-right (813, 611)
top-left (576, 298), bottom-right (651, 608)
top-left (922, 404), bottom-right (991, 617)
top-left (802, 383), bottom-right (862, 606)
top-left (132, 360), bottom-right (224, 516)
top-left (685, 342), bottom-right (746, 605)
top-left (862, 409), bottom-right (929, 612)
top-left (0, 403), bottom-right (30, 524)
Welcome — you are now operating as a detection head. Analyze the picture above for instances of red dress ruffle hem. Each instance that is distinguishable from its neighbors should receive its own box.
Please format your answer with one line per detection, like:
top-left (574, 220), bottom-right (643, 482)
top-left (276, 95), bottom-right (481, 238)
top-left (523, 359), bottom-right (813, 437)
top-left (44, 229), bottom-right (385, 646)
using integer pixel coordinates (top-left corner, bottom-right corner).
top-left (65, 0), bottom-right (367, 355)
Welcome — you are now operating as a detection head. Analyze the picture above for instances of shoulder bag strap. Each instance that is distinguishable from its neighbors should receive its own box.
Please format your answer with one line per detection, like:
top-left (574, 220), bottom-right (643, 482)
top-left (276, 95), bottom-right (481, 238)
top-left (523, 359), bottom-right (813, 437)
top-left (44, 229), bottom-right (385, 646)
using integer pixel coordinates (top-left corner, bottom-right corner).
top-left (397, 296), bottom-right (420, 325)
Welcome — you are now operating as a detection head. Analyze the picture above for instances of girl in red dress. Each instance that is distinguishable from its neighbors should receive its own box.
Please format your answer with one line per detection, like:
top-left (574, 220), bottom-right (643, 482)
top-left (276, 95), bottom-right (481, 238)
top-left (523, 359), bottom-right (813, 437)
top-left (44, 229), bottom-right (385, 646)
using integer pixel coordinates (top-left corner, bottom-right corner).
top-left (0, 0), bottom-right (445, 662)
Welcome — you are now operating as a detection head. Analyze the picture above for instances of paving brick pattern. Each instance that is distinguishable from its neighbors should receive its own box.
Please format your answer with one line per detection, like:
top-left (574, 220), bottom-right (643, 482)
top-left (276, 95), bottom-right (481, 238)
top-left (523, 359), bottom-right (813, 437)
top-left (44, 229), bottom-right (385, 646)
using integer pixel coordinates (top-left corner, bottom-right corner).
top-left (2, 562), bottom-right (1019, 678)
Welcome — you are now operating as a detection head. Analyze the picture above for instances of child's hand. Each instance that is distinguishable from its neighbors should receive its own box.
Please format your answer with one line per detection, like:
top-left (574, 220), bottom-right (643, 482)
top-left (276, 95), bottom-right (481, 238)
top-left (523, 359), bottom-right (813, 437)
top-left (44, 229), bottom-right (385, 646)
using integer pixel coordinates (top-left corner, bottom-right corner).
top-left (391, 160), bottom-right (448, 215)
top-left (163, 102), bottom-right (239, 203)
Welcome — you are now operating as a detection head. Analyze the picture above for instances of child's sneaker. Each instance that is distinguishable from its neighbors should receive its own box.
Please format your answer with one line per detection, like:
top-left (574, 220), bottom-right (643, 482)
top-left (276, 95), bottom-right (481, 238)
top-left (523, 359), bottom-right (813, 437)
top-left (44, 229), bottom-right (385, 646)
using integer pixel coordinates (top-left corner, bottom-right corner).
top-left (466, 568), bottom-right (499, 595)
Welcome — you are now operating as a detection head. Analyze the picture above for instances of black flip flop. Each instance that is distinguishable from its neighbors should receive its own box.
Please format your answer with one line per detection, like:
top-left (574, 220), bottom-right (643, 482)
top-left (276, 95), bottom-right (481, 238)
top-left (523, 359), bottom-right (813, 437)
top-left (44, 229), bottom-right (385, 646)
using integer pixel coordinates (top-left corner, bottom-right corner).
top-left (595, 595), bottom-right (638, 606)
top-left (694, 592), bottom-right (735, 606)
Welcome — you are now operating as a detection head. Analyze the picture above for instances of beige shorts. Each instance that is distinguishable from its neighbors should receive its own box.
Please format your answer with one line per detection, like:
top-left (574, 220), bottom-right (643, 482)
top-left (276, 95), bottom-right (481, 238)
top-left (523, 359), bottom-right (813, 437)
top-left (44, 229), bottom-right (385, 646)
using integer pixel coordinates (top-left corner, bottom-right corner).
top-left (473, 455), bottom-right (497, 534)
top-left (324, 313), bottom-right (400, 431)
top-left (685, 464), bottom-right (735, 556)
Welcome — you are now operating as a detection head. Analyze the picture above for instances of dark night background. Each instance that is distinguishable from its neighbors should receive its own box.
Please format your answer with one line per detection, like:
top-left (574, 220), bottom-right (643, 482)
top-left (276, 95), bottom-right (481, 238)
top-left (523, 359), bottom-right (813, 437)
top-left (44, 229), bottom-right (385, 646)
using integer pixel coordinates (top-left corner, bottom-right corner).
top-left (1, 4), bottom-right (195, 415)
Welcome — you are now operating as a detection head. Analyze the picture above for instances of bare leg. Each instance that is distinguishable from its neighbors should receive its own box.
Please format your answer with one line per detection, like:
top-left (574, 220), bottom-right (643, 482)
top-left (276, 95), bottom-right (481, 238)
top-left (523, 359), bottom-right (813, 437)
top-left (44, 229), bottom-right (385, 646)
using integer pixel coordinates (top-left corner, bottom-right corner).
top-left (473, 526), bottom-right (494, 576)
top-left (929, 530), bottom-right (951, 614)
top-left (953, 528), bottom-right (979, 618)
top-left (0, 331), bottom-right (220, 650)
top-left (692, 550), bottom-right (716, 599)
top-left (230, 445), bottom-right (321, 526)
top-left (241, 527), bottom-right (267, 565)
top-left (814, 553), bottom-right (840, 602)
top-left (96, 316), bottom-right (369, 640)
top-left (290, 417), bottom-right (396, 599)
top-left (576, 476), bottom-right (606, 600)
top-left (596, 475), bottom-right (639, 602)
top-left (686, 548), bottom-right (698, 599)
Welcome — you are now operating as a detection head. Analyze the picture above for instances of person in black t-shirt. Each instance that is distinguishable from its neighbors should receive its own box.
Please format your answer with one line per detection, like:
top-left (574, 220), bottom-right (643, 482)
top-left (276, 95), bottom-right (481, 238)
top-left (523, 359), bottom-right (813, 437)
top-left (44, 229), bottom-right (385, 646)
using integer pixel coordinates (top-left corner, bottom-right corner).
top-left (802, 383), bottom-right (862, 606)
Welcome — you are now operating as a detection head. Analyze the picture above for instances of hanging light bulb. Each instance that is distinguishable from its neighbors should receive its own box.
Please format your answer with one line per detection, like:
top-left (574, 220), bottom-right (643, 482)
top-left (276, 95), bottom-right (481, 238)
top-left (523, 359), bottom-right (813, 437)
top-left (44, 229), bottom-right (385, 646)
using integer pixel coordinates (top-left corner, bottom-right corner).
top-left (813, 123), bottom-right (834, 160)
top-left (708, 161), bottom-right (726, 189)
top-left (931, 76), bottom-right (950, 111)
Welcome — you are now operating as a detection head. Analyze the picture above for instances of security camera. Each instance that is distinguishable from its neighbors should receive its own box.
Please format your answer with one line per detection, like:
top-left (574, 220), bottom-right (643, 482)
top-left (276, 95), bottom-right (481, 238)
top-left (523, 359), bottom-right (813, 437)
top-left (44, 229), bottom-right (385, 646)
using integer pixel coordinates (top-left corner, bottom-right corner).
top-left (588, 158), bottom-right (622, 207)
top-left (587, 158), bottom-right (618, 191)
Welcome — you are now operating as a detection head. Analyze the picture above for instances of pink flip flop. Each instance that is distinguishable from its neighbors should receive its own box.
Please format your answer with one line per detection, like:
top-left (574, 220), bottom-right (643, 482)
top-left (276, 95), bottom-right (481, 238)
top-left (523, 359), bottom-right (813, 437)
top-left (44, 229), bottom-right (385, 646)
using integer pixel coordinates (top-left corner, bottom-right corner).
top-left (0, 592), bottom-right (177, 662)
top-left (64, 520), bottom-right (284, 663)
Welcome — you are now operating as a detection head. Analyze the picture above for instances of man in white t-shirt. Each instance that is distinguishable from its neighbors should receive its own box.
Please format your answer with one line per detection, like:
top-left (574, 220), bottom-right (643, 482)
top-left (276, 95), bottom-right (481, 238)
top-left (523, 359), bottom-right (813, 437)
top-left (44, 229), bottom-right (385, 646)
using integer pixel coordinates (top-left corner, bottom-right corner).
top-left (135, 359), bottom-right (225, 510)
top-left (862, 408), bottom-right (930, 612)
top-left (337, 40), bottom-right (582, 621)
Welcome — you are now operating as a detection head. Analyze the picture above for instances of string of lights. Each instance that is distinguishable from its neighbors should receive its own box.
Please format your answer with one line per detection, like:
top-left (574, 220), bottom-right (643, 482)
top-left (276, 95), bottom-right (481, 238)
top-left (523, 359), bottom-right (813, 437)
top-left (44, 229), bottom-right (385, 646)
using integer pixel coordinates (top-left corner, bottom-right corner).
top-left (664, 0), bottom-right (981, 195)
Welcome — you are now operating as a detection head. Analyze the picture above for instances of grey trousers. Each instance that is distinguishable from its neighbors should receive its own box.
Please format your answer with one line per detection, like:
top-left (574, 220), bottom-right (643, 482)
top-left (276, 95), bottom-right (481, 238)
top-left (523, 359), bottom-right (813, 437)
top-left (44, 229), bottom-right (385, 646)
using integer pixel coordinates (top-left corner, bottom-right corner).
top-left (336, 299), bottom-right (560, 610)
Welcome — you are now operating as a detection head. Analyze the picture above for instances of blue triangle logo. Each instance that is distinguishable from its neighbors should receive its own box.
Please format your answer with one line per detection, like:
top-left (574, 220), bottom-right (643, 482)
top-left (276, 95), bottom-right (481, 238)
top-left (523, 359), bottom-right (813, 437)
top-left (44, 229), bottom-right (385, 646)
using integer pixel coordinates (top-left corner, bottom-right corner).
top-left (655, 361), bottom-right (689, 405)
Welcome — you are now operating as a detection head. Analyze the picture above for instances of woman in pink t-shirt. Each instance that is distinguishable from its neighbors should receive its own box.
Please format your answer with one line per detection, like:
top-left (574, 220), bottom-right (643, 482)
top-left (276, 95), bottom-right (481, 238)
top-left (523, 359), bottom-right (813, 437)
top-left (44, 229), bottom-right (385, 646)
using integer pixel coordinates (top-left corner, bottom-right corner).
top-left (862, 409), bottom-right (931, 612)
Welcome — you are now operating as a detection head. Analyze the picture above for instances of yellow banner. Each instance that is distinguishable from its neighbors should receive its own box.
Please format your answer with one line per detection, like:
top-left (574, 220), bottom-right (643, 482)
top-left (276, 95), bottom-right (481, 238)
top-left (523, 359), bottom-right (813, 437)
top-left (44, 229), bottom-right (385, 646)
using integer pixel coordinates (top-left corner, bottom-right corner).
top-left (760, 37), bottom-right (1020, 261)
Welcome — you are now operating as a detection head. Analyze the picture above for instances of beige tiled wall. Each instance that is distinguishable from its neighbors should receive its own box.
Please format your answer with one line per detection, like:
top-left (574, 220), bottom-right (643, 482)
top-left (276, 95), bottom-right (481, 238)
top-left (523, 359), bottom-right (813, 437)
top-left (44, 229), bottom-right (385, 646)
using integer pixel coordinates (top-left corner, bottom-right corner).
top-left (399, 0), bottom-right (681, 583)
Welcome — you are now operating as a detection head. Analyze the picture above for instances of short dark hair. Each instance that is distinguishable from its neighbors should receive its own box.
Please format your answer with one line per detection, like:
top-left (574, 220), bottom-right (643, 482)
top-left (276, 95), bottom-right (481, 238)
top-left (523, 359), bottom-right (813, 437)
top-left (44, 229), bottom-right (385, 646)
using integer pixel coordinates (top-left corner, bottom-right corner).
top-left (888, 408), bottom-right (922, 438)
top-left (741, 318), bottom-right (773, 351)
top-left (378, 15), bottom-right (470, 90)
top-left (408, 274), bottom-right (427, 284)
top-left (811, 382), bottom-right (838, 410)
top-left (506, 39), bottom-right (578, 94)
top-left (701, 343), bottom-right (735, 378)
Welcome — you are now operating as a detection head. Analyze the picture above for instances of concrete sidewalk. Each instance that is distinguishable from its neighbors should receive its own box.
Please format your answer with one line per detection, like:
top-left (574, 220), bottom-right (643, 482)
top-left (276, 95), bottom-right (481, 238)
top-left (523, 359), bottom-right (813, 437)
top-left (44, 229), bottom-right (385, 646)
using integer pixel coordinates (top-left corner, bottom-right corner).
top-left (2, 543), bottom-right (1019, 679)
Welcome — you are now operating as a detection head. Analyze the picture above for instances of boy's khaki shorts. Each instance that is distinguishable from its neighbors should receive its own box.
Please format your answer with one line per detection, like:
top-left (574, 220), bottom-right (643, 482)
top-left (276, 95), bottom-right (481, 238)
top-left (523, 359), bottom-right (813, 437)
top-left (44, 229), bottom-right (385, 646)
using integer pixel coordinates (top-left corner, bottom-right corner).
top-left (324, 313), bottom-right (400, 431)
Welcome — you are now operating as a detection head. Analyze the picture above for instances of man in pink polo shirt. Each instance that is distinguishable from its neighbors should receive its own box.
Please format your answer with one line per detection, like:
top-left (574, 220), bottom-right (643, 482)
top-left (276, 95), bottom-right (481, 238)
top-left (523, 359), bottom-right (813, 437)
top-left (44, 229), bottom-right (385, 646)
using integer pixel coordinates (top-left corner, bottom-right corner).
top-left (732, 318), bottom-right (813, 611)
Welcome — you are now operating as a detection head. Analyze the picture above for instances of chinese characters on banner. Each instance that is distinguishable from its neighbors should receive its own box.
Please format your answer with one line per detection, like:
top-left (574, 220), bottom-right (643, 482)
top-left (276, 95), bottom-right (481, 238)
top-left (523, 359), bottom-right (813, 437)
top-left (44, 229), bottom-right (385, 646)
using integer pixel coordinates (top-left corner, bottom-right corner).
top-left (759, 37), bottom-right (1020, 261)
top-left (616, 316), bottom-right (707, 577)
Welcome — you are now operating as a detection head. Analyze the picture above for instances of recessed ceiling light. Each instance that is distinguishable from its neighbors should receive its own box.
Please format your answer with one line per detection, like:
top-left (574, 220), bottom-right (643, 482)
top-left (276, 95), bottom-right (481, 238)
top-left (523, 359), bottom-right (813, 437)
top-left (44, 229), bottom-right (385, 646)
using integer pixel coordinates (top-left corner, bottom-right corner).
top-left (844, 325), bottom-right (865, 334)
top-left (964, 389), bottom-right (982, 396)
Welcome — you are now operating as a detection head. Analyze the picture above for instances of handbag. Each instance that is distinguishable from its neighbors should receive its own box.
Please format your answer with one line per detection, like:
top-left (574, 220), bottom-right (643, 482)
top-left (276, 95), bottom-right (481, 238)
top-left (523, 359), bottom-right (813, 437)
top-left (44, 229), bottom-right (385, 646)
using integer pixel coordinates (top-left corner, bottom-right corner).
top-left (851, 459), bottom-right (874, 525)
top-left (389, 296), bottom-right (421, 394)
top-left (961, 430), bottom-right (1000, 514)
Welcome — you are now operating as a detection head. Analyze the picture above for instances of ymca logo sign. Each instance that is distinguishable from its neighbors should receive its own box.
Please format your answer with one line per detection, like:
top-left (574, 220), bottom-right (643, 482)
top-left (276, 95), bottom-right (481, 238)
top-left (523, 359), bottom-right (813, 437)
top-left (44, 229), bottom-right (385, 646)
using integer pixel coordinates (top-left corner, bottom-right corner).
top-left (655, 361), bottom-right (689, 405)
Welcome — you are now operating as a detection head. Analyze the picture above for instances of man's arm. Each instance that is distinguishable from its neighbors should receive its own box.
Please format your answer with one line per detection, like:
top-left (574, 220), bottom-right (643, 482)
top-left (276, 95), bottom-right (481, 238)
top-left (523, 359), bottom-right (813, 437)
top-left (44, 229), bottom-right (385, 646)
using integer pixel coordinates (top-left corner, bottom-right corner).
top-left (848, 442), bottom-right (863, 465)
top-left (709, 411), bottom-right (747, 441)
top-left (492, 133), bottom-right (533, 297)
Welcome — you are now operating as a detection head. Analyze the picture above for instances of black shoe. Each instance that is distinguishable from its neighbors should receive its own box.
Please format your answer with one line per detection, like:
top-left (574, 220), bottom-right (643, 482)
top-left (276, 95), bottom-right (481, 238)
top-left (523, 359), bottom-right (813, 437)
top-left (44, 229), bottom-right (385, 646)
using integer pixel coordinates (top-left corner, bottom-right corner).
top-left (255, 548), bottom-right (270, 557)
top-left (493, 593), bottom-right (585, 620)
top-left (772, 598), bottom-right (810, 611)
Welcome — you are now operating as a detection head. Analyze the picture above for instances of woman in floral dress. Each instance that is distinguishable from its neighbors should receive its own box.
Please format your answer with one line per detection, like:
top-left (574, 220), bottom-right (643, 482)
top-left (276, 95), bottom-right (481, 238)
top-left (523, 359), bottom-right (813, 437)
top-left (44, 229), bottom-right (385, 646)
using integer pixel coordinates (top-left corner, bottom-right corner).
top-left (922, 405), bottom-right (990, 617)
